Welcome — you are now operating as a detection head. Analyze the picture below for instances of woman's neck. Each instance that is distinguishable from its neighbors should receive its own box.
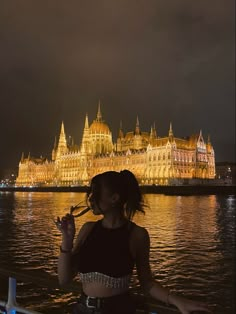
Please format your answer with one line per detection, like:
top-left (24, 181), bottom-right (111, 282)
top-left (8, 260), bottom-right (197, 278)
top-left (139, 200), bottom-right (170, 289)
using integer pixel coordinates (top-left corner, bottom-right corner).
top-left (101, 214), bottom-right (127, 229)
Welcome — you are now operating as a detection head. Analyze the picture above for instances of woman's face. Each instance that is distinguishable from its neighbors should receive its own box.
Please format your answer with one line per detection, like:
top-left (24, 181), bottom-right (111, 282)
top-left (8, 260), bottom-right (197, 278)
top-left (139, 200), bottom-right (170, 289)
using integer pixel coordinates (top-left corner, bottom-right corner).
top-left (88, 181), bottom-right (116, 215)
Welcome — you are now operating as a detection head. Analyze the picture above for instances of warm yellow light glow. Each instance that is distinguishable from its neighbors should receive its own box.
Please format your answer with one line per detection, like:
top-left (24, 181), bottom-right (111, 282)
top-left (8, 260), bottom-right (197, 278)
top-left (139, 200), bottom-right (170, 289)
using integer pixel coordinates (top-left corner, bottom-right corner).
top-left (16, 106), bottom-right (215, 187)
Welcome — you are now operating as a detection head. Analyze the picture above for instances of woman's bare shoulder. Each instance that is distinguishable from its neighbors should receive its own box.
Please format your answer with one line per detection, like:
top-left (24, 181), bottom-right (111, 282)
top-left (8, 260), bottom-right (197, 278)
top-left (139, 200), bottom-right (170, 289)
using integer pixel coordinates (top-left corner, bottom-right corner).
top-left (79, 221), bottom-right (97, 236)
top-left (130, 222), bottom-right (149, 241)
top-left (129, 222), bottom-right (150, 257)
top-left (81, 220), bottom-right (96, 230)
top-left (73, 221), bottom-right (97, 251)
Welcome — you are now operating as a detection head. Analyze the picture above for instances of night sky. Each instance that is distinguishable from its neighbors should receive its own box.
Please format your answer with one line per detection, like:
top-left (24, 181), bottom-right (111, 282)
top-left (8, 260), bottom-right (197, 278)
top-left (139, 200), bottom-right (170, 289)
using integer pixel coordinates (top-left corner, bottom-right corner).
top-left (0, 0), bottom-right (235, 178)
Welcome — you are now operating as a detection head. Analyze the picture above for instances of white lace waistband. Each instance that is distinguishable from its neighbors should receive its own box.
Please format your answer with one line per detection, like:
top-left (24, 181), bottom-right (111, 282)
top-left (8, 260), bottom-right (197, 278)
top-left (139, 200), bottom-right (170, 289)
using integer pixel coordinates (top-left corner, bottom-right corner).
top-left (79, 272), bottom-right (131, 289)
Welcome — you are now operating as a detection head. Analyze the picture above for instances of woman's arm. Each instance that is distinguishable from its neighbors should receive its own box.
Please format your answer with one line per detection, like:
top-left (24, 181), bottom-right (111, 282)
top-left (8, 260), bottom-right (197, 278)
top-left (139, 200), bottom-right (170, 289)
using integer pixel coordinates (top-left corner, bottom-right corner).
top-left (134, 226), bottom-right (211, 313)
top-left (134, 226), bottom-right (171, 303)
top-left (57, 217), bottom-right (94, 286)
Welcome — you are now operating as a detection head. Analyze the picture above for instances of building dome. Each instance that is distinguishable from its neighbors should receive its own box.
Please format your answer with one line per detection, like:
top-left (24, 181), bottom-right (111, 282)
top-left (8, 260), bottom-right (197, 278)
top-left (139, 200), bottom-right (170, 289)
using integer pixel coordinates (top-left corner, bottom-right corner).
top-left (90, 120), bottom-right (111, 134)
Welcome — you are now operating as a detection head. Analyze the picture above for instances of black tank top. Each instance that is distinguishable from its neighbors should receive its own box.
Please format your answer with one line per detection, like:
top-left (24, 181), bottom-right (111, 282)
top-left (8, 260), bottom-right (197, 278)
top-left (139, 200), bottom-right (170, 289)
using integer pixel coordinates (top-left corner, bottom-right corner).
top-left (77, 220), bottom-right (135, 278)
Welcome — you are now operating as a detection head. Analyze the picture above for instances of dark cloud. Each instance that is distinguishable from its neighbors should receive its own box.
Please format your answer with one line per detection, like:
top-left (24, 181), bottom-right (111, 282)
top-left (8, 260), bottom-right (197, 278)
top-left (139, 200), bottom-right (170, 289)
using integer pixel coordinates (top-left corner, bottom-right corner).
top-left (0, 0), bottom-right (235, 177)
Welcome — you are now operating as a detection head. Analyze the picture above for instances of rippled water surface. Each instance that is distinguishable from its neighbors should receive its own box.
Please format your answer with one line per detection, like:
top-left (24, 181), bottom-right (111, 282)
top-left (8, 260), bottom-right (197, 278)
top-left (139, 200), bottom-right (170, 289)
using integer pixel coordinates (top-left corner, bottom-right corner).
top-left (0, 192), bottom-right (235, 313)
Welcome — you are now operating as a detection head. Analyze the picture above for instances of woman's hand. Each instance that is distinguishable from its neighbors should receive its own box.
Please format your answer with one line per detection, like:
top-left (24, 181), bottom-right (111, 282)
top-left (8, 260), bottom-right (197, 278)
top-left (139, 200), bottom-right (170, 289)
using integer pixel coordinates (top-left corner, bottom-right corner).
top-left (56, 213), bottom-right (76, 249)
top-left (171, 294), bottom-right (212, 313)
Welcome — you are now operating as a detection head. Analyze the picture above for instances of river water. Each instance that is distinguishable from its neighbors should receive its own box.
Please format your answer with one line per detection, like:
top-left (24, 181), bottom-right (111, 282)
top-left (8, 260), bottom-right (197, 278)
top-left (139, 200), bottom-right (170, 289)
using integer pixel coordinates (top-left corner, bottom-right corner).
top-left (0, 191), bottom-right (235, 314)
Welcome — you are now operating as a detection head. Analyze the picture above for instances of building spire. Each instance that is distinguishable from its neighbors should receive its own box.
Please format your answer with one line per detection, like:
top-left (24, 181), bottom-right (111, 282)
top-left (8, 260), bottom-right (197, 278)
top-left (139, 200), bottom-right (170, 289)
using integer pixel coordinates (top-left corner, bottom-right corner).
top-left (21, 152), bottom-right (24, 162)
top-left (135, 116), bottom-right (140, 135)
top-left (84, 113), bottom-right (89, 129)
top-left (96, 100), bottom-right (102, 122)
top-left (153, 122), bottom-right (157, 138)
top-left (60, 121), bottom-right (65, 135)
top-left (150, 125), bottom-right (154, 138)
top-left (168, 122), bottom-right (173, 137)
top-left (150, 122), bottom-right (157, 139)
top-left (81, 113), bottom-right (90, 153)
top-left (57, 121), bottom-right (67, 155)
top-left (207, 134), bottom-right (211, 144)
top-left (118, 120), bottom-right (124, 138)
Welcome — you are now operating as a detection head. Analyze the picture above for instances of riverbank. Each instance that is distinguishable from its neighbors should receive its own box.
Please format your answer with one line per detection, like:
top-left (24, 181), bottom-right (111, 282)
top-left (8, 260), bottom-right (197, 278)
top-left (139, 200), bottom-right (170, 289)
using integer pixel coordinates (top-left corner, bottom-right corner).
top-left (0, 184), bottom-right (235, 195)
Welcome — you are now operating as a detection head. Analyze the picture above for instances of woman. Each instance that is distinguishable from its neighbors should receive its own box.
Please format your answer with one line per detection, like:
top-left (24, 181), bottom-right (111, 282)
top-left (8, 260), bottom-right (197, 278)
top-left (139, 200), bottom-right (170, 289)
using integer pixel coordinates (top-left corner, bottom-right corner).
top-left (57, 170), bottom-right (211, 314)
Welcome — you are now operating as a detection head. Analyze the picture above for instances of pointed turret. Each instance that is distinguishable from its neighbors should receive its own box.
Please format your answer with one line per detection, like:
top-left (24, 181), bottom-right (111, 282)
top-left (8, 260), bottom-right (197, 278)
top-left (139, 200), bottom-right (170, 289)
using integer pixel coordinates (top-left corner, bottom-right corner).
top-left (58, 122), bottom-right (66, 144)
top-left (206, 134), bottom-right (213, 153)
top-left (21, 152), bottom-right (24, 162)
top-left (207, 134), bottom-right (211, 145)
top-left (135, 116), bottom-right (141, 135)
top-left (57, 121), bottom-right (68, 156)
top-left (118, 120), bottom-right (124, 138)
top-left (96, 100), bottom-right (102, 122)
top-left (153, 122), bottom-right (157, 138)
top-left (197, 129), bottom-right (204, 144)
top-left (60, 121), bottom-right (65, 135)
top-left (150, 125), bottom-right (154, 138)
top-left (84, 113), bottom-right (89, 129)
top-left (150, 123), bottom-right (157, 139)
top-left (168, 122), bottom-right (174, 137)
top-left (81, 114), bottom-right (91, 154)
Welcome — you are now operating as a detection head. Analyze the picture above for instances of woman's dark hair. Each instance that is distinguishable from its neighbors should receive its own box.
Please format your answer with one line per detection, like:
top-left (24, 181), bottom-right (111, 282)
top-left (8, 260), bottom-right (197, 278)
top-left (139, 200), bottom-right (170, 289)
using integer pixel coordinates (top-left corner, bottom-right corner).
top-left (87, 170), bottom-right (145, 220)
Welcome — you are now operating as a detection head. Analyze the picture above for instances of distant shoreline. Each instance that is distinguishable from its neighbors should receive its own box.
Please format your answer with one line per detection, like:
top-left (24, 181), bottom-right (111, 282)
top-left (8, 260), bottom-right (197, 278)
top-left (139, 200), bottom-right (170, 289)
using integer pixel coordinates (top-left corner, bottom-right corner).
top-left (0, 185), bottom-right (235, 195)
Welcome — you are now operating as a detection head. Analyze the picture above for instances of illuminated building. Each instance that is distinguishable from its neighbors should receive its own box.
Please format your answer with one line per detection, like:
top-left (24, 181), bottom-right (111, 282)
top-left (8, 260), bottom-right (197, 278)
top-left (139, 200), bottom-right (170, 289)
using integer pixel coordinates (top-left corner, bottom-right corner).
top-left (16, 103), bottom-right (215, 186)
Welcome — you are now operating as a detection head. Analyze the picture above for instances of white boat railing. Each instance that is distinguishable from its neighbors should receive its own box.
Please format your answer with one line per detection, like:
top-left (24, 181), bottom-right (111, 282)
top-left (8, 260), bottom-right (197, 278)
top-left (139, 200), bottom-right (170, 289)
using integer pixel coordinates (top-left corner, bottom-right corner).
top-left (0, 277), bottom-right (42, 314)
top-left (0, 274), bottom-right (179, 314)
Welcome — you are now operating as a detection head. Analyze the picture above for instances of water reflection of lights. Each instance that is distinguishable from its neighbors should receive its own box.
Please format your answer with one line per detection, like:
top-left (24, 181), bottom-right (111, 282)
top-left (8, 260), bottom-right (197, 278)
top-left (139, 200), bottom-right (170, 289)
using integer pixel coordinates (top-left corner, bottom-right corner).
top-left (0, 192), bottom-right (234, 313)
top-left (226, 195), bottom-right (235, 206)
